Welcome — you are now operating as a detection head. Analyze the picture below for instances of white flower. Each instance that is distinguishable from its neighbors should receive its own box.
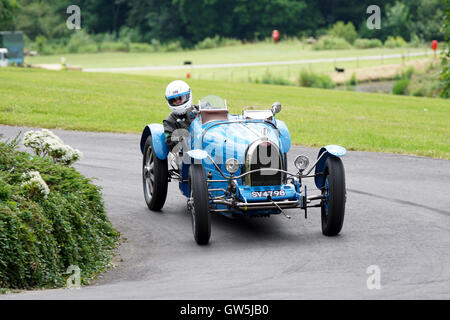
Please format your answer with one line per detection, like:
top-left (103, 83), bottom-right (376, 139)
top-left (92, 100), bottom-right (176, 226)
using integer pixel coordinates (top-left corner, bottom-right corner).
top-left (21, 171), bottom-right (50, 199)
top-left (23, 129), bottom-right (82, 165)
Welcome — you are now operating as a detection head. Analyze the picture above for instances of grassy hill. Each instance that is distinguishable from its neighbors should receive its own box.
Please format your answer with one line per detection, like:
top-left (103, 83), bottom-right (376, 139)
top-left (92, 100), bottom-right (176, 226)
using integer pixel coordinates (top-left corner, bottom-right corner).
top-left (0, 68), bottom-right (448, 159)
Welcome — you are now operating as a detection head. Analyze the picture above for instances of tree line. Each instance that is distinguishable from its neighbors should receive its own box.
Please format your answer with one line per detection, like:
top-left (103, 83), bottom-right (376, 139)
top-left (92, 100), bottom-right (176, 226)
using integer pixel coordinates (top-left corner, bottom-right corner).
top-left (0, 0), bottom-right (446, 46)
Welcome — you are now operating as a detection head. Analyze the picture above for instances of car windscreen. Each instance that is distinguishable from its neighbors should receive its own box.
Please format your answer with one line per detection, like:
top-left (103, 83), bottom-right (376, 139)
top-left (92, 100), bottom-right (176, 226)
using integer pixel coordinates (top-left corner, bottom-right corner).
top-left (199, 95), bottom-right (227, 111)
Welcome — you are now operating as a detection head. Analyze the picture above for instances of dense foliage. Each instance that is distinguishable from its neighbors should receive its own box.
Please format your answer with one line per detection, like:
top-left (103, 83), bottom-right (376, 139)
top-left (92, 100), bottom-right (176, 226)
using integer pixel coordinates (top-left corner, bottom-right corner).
top-left (441, 0), bottom-right (450, 98)
top-left (0, 136), bottom-right (119, 289)
top-left (2, 0), bottom-right (446, 46)
top-left (0, 0), bottom-right (19, 30)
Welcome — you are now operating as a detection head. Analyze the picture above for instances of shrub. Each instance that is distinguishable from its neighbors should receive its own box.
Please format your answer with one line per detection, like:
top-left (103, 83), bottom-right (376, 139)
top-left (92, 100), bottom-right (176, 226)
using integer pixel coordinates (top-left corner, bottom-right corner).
top-left (0, 139), bottom-right (119, 289)
top-left (354, 38), bottom-right (383, 49)
top-left (328, 21), bottom-right (358, 44)
top-left (384, 36), bottom-right (407, 48)
top-left (195, 35), bottom-right (222, 50)
top-left (129, 43), bottom-right (156, 53)
top-left (221, 38), bottom-right (241, 47)
top-left (118, 26), bottom-right (143, 43)
top-left (0, 176), bottom-right (12, 201)
top-left (299, 71), bottom-right (336, 89)
top-left (313, 36), bottom-right (352, 50)
top-left (35, 35), bottom-right (48, 54)
top-left (21, 171), bottom-right (50, 200)
top-left (408, 34), bottom-right (424, 48)
top-left (412, 87), bottom-right (426, 97)
top-left (392, 78), bottom-right (410, 95)
top-left (256, 71), bottom-right (292, 86)
top-left (67, 30), bottom-right (96, 54)
top-left (348, 73), bottom-right (358, 86)
top-left (100, 41), bottom-right (129, 53)
top-left (160, 40), bottom-right (183, 52)
top-left (195, 36), bottom-right (241, 50)
top-left (93, 32), bottom-right (117, 44)
top-left (404, 66), bottom-right (415, 79)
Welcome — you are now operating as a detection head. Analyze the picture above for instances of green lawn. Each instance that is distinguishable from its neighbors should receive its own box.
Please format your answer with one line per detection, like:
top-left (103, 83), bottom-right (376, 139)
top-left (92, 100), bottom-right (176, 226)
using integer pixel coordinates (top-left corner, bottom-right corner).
top-left (0, 68), bottom-right (449, 159)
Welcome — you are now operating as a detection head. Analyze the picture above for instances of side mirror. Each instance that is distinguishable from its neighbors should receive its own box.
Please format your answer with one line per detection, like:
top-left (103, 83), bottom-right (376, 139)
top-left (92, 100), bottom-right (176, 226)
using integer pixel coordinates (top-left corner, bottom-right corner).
top-left (271, 102), bottom-right (282, 115)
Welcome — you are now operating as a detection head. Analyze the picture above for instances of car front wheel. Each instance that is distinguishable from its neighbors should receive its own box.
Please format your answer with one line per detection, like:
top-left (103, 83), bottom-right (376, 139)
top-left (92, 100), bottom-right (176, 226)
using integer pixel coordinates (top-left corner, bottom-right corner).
top-left (188, 164), bottom-right (211, 245)
top-left (321, 156), bottom-right (346, 236)
top-left (143, 136), bottom-right (168, 211)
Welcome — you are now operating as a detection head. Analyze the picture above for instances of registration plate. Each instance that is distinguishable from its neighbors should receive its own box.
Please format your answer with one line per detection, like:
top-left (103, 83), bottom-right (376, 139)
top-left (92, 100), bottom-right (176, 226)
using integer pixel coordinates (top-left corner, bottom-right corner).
top-left (251, 190), bottom-right (286, 198)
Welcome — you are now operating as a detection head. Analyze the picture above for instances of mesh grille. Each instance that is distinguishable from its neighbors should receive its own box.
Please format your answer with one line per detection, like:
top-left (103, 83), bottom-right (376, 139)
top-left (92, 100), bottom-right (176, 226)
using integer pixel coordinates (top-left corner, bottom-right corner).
top-left (247, 142), bottom-right (282, 186)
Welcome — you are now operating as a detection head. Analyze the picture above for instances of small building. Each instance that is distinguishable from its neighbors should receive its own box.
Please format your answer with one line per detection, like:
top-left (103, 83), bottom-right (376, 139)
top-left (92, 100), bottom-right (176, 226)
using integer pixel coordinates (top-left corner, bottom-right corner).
top-left (0, 31), bottom-right (24, 66)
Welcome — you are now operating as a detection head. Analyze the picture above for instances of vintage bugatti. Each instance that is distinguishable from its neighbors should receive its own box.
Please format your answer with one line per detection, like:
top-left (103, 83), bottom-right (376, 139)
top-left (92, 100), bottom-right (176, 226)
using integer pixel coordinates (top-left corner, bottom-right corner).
top-left (140, 95), bottom-right (346, 245)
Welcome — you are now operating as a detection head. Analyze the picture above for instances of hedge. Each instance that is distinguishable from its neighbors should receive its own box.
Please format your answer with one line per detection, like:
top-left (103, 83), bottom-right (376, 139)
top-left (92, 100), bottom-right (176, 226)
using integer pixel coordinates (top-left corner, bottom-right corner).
top-left (0, 136), bottom-right (119, 289)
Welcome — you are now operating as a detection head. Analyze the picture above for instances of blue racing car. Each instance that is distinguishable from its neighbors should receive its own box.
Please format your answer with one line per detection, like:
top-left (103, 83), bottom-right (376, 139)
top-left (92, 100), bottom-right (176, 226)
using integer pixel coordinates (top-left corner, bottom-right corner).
top-left (140, 95), bottom-right (346, 245)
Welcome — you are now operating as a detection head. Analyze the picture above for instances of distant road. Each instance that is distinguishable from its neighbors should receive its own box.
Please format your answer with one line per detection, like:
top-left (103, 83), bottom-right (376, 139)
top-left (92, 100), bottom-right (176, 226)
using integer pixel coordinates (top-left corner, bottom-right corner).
top-left (84, 51), bottom-right (439, 73)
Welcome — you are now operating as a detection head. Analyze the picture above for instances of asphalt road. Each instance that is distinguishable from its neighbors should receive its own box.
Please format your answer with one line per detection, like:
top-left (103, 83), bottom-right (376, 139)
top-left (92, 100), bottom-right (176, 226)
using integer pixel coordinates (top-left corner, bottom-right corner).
top-left (1, 125), bottom-right (449, 299)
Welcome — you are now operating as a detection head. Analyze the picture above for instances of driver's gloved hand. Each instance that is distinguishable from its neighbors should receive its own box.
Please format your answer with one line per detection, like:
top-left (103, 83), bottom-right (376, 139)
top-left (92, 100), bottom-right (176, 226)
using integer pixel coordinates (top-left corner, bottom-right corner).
top-left (187, 108), bottom-right (198, 120)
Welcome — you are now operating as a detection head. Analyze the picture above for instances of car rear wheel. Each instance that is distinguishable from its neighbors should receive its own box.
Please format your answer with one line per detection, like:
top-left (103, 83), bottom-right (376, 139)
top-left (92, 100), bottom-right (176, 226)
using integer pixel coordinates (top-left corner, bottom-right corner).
top-left (321, 156), bottom-right (346, 236)
top-left (143, 136), bottom-right (168, 211)
top-left (188, 164), bottom-right (211, 245)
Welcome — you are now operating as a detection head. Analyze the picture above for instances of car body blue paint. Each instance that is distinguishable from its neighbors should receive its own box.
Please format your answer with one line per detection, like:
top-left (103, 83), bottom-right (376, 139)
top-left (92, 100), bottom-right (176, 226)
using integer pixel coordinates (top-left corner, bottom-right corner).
top-left (314, 145), bottom-right (346, 189)
top-left (140, 124), bottom-right (169, 160)
top-left (275, 119), bottom-right (291, 154)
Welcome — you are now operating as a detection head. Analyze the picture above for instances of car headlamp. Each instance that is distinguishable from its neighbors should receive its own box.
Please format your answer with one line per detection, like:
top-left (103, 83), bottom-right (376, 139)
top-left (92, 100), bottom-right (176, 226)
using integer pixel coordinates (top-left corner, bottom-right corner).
top-left (294, 155), bottom-right (309, 171)
top-left (225, 158), bottom-right (240, 174)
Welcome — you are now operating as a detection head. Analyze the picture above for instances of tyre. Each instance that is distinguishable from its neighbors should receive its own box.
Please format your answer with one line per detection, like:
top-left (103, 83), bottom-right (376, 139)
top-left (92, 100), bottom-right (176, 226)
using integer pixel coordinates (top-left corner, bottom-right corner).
top-left (142, 136), bottom-right (168, 211)
top-left (188, 164), bottom-right (211, 245)
top-left (321, 156), bottom-right (346, 236)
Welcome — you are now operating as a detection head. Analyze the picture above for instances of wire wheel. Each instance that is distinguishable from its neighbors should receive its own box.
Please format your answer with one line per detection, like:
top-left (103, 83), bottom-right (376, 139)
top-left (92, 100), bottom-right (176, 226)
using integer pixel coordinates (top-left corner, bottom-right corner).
top-left (142, 136), bottom-right (168, 211)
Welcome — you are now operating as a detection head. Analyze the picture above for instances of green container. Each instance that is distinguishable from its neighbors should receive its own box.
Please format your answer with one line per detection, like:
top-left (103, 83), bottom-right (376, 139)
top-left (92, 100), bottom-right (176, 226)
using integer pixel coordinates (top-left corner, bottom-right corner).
top-left (0, 31), bottom-right (24, 66)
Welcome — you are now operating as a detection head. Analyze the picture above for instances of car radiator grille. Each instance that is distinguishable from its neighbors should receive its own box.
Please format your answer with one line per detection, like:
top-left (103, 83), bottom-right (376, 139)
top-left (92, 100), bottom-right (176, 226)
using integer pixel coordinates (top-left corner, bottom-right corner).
top-left (245, 141), bottom-right (282, 186)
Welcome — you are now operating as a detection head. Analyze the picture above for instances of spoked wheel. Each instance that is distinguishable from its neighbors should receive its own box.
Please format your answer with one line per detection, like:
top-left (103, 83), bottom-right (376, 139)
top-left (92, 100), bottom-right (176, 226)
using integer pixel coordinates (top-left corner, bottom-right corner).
top-left (321, 156), bottom-right (346, 236)
top-left (188, 164), bottom-right (211, 245)
top-left (142, 136), bottom-right (168, 211)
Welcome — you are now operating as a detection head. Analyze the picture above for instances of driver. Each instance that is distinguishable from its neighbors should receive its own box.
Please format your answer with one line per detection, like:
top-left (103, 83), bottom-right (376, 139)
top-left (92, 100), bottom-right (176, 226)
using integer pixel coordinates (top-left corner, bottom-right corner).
top-left (163, 80), bottom-right (197, 151)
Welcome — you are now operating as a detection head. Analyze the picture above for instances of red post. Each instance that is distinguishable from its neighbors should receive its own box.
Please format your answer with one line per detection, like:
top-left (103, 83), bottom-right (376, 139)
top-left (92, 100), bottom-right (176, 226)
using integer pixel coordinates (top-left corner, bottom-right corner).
top-left (272, 30), bottom-right (280, 44)
top-left (431, 40), bottom-right (438, 59)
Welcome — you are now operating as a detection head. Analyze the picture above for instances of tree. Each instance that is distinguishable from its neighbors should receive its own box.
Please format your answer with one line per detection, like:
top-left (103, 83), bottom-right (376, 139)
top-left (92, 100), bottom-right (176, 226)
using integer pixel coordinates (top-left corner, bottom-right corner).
top-left (126, 0), bottom-right (185, 43)
top-left (231, 0), bottom-right (310, 40)
top-left (0, 0), bottom-right (19, 30)
top-left (75, 0), bottom-right (129, 35)
top-left (410, 0), bottom-right (445, 41)
top-left (328, 21), bottom-right (358, 44)
top-left (440, 0), bottom-right (450, 98)
top-left (13, 0), bottom-right (69, 40)
top-left (384, 1), bottom-right (412, 41)
top-left (316, 0), bottom-right (395, 31)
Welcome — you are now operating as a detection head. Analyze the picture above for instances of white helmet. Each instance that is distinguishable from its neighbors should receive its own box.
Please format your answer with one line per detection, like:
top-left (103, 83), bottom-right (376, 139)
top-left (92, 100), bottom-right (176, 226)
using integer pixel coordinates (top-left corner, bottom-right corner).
top-left (165, 80), bottom-right (193, 115)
